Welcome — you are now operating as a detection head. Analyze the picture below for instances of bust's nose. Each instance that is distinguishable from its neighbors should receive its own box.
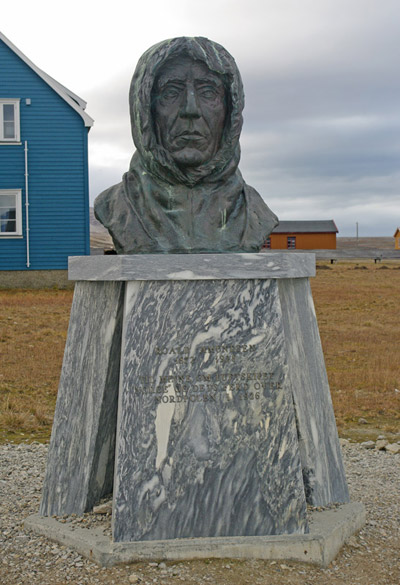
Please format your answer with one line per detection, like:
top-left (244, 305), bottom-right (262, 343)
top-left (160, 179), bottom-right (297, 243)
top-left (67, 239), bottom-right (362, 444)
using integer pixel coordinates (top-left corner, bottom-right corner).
top-left (179, 85), bottom-right (201, 119)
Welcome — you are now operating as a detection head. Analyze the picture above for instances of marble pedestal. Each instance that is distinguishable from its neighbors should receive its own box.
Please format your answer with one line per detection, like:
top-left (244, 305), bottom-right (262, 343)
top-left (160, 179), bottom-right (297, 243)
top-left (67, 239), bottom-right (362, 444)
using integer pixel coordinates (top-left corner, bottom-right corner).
top-left (39, 253), bottom-right (349, 544)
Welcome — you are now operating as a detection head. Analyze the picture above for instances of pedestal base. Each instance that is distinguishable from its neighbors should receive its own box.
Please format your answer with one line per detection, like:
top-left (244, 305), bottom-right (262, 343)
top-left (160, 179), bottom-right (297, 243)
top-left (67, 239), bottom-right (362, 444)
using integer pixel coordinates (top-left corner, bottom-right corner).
top-left (38, 254), bottom-right (349, 545)
top-left (26, 502), bottom-right (365, 568)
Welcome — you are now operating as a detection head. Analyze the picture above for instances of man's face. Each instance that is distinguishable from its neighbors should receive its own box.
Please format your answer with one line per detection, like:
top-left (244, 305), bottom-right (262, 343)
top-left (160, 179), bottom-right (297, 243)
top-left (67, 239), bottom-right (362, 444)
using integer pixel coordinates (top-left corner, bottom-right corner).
top-left (153, 56), bottom-right (226, 168)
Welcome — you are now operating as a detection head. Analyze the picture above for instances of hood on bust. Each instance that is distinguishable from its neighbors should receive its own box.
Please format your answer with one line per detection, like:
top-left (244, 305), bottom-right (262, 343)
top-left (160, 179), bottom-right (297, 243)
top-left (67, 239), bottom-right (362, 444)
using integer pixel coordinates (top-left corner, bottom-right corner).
top-left (128, 36), bottom-right (244, 187)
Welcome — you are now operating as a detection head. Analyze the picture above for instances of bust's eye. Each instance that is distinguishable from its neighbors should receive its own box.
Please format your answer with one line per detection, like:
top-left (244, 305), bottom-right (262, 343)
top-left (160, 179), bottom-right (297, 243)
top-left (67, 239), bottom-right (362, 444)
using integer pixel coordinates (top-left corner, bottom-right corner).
top-left (160, 86), bottom-right (181, 100)
top-left (199, 87), bottom-right (218, 99)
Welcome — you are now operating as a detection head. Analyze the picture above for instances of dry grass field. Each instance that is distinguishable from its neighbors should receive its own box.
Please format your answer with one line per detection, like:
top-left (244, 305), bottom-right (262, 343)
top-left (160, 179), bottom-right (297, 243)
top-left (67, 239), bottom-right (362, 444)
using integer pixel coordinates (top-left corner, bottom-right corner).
top-left (1, 261), bottom-right (399, 444)
top-left (311, 260), bottom-right (400, 441)
top-left (0, 289), bottom-right (71, 443)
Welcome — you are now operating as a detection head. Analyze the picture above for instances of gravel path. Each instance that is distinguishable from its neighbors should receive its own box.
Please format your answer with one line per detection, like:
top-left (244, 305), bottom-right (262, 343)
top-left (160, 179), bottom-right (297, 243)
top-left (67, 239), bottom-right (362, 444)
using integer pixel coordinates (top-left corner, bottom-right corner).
top-left (1, 441), bottom-right (399, 585)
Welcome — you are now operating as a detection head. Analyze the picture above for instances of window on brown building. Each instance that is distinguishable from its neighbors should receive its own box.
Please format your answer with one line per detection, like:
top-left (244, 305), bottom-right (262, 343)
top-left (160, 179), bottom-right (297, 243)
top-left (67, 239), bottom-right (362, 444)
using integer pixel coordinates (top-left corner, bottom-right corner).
top-left (287, 236), bottom-right (296, 249)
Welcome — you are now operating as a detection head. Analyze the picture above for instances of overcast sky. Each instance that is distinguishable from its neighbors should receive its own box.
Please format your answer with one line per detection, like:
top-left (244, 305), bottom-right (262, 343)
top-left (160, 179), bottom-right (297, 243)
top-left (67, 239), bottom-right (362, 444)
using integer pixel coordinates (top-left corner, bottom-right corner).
top-left (3, 0), bottom-right (399, 236)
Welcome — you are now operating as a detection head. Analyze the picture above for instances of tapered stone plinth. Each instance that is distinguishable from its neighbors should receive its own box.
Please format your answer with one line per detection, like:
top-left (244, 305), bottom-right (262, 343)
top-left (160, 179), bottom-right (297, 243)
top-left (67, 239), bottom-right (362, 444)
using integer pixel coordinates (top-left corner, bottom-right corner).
top-left (39, 253), bottom-right (349, 544)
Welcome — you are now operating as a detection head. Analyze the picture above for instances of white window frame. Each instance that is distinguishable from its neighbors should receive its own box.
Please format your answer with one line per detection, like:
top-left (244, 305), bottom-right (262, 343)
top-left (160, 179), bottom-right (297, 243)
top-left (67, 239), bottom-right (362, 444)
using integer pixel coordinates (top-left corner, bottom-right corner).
top-left (0, 99), bottom-right (20, 142)
top-left (0, 189), bottom-right (22, 236)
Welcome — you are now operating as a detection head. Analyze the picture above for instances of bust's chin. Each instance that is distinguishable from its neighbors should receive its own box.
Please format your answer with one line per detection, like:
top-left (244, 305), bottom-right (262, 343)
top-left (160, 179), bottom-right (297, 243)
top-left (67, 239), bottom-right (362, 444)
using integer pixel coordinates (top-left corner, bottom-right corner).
top-left (172, 147), bottom-right (214, 169)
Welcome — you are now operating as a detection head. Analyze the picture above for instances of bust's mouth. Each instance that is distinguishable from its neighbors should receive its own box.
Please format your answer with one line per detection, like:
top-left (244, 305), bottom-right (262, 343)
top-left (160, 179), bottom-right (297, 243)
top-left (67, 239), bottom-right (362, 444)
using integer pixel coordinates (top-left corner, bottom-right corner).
top-left (176, 131), bottom-right (205, 140)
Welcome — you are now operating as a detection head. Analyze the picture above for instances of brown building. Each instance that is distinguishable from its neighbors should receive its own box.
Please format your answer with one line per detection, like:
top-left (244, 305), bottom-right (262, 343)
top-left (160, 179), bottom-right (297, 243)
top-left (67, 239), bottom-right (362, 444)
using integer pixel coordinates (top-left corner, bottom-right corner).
top-left (394, 227), bottom-right (400, 250)
top-left (264, 220), bottom-right (338, 250)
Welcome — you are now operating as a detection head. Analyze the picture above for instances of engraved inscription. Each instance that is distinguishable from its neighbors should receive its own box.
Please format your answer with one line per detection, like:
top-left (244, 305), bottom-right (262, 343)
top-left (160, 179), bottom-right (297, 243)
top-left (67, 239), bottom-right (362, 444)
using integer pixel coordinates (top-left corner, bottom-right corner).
top-left (135, 342), bottom-right (282, 403)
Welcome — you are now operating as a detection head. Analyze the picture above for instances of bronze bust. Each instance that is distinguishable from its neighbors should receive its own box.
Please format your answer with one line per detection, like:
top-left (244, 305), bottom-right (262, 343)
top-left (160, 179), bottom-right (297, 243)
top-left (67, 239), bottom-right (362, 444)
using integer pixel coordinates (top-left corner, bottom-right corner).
top-left (94, 37), bottom-right (278, 253)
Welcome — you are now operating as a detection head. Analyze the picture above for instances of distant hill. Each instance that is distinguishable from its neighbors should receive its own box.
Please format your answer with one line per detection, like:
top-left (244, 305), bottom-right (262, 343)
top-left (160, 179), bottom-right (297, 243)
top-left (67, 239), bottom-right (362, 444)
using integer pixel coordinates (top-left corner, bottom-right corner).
top-left (89, 207), bottom-right (113, 249)
top-left (337, 237), bottom-right (394, 250)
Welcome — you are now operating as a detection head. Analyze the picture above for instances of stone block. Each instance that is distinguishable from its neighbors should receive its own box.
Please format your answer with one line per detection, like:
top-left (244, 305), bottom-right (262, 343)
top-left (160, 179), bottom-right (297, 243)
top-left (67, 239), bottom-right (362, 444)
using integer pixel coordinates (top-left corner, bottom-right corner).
top-left (25, 502), bottom-right (366, 568)
top-left (278, 278), bottom-right (349, 505)
top-left (39, 253), bottom-right (349, 548)
top-left (39, 281), bottom-right (124, 516)
top-left (113, 277), bottom-right (308, 541)
top-left (68, 252), bottom-right (316, 282)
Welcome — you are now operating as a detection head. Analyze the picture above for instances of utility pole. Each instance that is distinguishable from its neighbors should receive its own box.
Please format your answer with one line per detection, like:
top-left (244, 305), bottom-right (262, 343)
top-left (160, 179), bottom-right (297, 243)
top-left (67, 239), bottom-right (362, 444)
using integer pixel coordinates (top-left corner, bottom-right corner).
top-left (356, 222), bottom-right (359, 244)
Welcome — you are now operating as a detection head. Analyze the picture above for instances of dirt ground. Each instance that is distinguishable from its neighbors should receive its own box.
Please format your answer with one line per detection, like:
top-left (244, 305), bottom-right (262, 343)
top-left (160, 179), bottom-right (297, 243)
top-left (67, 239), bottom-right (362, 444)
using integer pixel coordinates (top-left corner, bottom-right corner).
top-left (2, 441), bottom-right (399, 585)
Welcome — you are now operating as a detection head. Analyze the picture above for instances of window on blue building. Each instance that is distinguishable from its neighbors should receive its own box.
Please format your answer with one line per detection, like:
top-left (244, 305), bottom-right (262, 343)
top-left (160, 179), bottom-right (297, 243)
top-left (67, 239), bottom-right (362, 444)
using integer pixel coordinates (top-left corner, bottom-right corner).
top-left (0, 100), bottom-right (20, 142)
top-left (0, 190), bottom-right (22, 235)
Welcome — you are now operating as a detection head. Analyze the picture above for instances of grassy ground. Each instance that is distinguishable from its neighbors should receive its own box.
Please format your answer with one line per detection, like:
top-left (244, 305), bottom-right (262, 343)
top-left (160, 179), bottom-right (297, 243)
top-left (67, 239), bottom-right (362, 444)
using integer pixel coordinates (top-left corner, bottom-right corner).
top-left (311, 260), bottom-right (400, 441)
top-left (0, 289), bottom-right (71, 443)
top-left (1, 261), bottom-right (399, 443)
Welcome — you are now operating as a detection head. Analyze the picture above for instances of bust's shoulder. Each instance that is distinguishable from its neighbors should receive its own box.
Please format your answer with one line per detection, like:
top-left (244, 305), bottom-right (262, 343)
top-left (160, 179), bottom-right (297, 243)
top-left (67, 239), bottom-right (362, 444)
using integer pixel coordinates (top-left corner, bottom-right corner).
top-left (93, 181), bottom-right (125, 227)
top-left (242, 183), bottom-right (279, 250)
top-left (244, 184), bottom-right (278, 227)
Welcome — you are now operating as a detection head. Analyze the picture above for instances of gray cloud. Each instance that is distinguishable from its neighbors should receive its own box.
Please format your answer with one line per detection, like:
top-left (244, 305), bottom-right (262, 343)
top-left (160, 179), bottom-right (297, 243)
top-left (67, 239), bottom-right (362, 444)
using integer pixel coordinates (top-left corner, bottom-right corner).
top-left (84, 0), bottom-right (400, 236)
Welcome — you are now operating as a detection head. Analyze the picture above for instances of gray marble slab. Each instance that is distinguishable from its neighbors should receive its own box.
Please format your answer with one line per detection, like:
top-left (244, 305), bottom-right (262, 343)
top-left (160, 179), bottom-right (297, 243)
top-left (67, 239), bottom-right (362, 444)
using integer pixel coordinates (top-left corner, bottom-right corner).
top-left (113, 278), bottom-right (308, 542)
top-left (68, 253), bottom-right (316, 282)
top-left (26, 502), bottom-right (366, 567)
top-left (40, 281), bottom-right (124, 516)
top-left (40, 251), bottom-right (349, 547)
top-left (278, 278), bottom-right (349, 505)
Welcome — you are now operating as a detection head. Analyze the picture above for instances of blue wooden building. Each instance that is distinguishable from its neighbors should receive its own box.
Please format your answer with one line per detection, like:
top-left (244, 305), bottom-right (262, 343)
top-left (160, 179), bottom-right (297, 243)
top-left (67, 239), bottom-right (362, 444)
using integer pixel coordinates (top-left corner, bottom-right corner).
top-left (0, 32), bottom-right (93, 271)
